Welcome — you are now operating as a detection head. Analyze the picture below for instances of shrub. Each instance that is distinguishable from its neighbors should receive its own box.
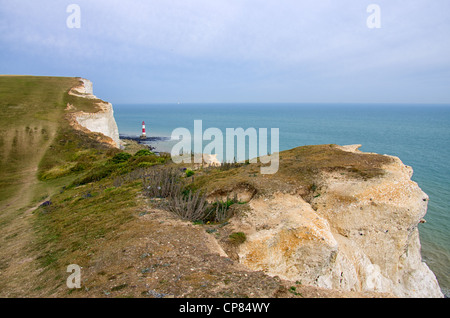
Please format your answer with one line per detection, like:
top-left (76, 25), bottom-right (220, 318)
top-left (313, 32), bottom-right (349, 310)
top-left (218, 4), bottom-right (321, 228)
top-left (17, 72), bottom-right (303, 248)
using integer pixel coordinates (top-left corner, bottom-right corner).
top-left (111, 152), bottom-right (132, 163)
top-left (72, 164), bottom-right (119, 186)
top-left (138, 162), bottom-right (156, 168)
top-left (205, 197), bottom-right (237, 223)
top-left (142, 168), bottom-right (182, 198)
top-left (167, 192), bottom-right (236, 223)
top-left (167, 190), bottom-right (211, 222)
top-left (185, 169), bottom-right (195, 177)
top-left (70, 162), bottom-right (88, 172)
top-left (39, 163), bottom-right (75, 180)
top-left (142, 168), bottom-right (237, 223)
top-left (112, 167), bottom-right (149, 187)
top-left (229, 232), bottom-right (246, 245)
top-left (134, 149), bottom-right (154, 157)
top-left (131, 154), bottom-right (168, 167)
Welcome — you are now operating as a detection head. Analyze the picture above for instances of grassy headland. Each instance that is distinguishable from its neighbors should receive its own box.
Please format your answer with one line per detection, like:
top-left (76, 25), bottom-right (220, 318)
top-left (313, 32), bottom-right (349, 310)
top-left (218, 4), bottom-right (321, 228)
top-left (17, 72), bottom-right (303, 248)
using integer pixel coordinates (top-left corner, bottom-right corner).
top-left (0, 76), bottom-right (393, 297)
top-left (0, 76), bottom-right (125, 295)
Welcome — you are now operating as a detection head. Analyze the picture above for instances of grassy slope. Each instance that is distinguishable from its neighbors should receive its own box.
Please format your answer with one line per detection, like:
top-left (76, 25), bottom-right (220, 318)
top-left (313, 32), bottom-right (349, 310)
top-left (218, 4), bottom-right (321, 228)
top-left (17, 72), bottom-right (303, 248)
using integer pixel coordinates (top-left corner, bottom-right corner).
top-left (0, 76), bottom-right (76, 204)
top-left (0, 75), bottom-right (175, 297)
top-left (28, 143), bottom-right (394, 298)
top-left (0, 76), bottom-right (393, 298)
top-left (187, 144), bottom-right (393, 202)
top-left (0, 76), bottom-right (124, 296)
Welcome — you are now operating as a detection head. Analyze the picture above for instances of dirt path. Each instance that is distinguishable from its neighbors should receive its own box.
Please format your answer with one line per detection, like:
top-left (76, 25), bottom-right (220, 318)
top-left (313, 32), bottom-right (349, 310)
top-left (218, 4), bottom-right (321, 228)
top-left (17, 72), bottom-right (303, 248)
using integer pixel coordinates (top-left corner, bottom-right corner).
top-left (0, 125), bottom-right (57, 297)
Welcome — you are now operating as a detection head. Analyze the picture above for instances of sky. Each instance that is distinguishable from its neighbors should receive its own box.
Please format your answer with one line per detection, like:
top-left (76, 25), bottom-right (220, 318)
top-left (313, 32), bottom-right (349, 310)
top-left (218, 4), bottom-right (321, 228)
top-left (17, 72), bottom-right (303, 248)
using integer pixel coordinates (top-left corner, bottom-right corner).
top-left (0, 0), bottom-right (449, 104)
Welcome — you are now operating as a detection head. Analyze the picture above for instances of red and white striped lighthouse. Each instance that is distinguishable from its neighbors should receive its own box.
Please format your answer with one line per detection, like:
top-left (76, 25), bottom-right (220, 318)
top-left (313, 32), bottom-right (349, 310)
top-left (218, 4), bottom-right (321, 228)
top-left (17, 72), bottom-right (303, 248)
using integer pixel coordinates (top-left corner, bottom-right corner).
top-left (140, 121), bottom-right (146, 139)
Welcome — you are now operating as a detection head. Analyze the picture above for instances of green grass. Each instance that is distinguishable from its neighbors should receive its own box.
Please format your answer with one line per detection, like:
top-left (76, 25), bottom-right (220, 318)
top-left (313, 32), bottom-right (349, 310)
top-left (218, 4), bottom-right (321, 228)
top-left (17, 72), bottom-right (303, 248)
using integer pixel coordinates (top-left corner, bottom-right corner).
top-left (185, 144), bottom-right (394, 199)
top-left (0, 77), bottom-right (72, 203)
top-left (0, 76), bottom-right (106, 206)
top-left (37, 125), bottom-right (120, 181)
top-left (29, 178), bottom-right (143, 297)
top-left (0, 75), bottom-right (398, 297)
top-left (63, 91), bottom-right (103, 114)
top-left (0, 75), bottom-right (127, 296)
top-left (0, 76), bottom-right (173, 295)
top-left (185, 169), bottom-right (195, 177)
top-left (33, 179), bottom-right (139, 269)
top-left (30, 150), bottom-right (173, 293)
top-left (0, 76), bottom-right (78, 127)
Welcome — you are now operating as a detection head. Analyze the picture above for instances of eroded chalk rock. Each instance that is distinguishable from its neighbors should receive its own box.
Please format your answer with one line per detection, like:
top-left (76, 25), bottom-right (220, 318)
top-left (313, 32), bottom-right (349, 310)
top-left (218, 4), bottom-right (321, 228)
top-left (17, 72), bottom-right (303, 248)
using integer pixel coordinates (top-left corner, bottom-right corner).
top-left (230, 147), bottom-right (443, 298)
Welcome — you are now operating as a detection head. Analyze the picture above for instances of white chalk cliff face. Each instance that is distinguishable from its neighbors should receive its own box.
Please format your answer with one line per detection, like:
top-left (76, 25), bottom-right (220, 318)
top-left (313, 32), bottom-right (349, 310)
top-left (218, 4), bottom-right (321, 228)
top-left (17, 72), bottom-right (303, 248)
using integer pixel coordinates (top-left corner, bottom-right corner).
top-left (69, 78), bottom-right (121, 148)
top-left (233, 145), bottom-right (443, 298)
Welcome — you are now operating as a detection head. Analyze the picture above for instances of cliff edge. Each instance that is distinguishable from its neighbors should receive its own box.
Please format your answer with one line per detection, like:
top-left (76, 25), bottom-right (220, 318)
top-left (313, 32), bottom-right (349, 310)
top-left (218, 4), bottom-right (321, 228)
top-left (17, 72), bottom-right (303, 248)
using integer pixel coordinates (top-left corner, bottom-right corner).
top-left (68, 78), bottom-right (121, 148)
top-left (194, 144), bottom-right (444, 298)
top-left (221, 145), bottom-right (443, 297)
top-left (2, 76), bottom-right (441, 298)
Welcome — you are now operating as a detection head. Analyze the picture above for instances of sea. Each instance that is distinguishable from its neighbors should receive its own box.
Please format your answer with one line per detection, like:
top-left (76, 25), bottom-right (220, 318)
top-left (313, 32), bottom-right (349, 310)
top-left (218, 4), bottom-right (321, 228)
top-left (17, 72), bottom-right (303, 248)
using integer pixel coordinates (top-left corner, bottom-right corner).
top-left (114, 103), bottom-right (450, 297)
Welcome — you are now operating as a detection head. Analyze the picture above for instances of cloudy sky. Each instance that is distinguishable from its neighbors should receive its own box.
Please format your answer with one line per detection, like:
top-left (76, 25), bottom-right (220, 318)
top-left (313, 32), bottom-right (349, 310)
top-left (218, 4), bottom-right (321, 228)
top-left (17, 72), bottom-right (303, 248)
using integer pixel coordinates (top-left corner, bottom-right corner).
top-left (1, 0), bottom-right (449, 104)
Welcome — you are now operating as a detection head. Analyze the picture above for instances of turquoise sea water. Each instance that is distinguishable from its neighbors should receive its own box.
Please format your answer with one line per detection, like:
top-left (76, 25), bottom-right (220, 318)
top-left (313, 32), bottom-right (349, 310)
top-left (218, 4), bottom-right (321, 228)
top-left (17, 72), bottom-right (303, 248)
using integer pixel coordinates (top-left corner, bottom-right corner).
top-left (114, 103), bottom-right (450, 296)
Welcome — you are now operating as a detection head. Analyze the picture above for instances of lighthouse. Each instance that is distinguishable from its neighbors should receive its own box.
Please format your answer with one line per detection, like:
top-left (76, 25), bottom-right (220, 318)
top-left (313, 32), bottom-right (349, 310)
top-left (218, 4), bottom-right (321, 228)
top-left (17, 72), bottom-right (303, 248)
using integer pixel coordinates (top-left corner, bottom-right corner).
top-left (140, 121), bottom-right (147, 139)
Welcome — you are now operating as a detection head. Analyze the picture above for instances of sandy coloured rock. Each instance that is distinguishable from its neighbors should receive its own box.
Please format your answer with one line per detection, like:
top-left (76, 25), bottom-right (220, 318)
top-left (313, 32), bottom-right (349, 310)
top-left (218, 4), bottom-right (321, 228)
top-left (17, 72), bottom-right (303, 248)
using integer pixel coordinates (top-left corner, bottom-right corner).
top-left (229, 145), bottom-right (443, 298)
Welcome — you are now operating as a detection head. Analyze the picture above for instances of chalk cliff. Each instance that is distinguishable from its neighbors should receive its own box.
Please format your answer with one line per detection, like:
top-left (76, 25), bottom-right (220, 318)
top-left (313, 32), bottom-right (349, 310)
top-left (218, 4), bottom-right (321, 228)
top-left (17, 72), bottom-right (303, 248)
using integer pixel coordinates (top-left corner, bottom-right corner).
top-left (68, 78), bottom-right (121, 148)
top-left (220, 145), bottom-right (443, 298)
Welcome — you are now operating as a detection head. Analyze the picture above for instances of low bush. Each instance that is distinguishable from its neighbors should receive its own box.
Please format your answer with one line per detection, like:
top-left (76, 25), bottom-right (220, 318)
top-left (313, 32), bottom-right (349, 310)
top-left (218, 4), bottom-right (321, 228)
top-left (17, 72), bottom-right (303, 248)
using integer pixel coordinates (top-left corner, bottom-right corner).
top-left (70, 162), bottom-right (88, 172)
top-left (167, 190), bottom-right (211, 222)
top-left (142, 168), bottom-right (183, 198)
top-left (71, 163), bottom-right (121, 186)
top-left (204, 197), bottom-right (237, 223)
top-left (111, 152), bottom-right (132, 164)
top-left (132, 155), bottom-right (165, 165)
top-left (167, 192), bottom-right (237, 223)
top-left (229, 232), bottom-right (246, 245)
top-left (134, 149), bottom-right (154, 157)
top-left (142, 168), bottom-right (237, 223)
top-left (137, 162), bottom-right (156, 168)
top-left (185, 169), bottom-right (195, 177)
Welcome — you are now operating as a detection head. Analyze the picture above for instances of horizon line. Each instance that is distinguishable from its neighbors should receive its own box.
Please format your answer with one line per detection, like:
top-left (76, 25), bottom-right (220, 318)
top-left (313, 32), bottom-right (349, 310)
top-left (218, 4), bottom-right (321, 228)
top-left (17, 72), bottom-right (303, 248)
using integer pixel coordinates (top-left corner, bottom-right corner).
top-left (112, 101), bottom-right (450, 106)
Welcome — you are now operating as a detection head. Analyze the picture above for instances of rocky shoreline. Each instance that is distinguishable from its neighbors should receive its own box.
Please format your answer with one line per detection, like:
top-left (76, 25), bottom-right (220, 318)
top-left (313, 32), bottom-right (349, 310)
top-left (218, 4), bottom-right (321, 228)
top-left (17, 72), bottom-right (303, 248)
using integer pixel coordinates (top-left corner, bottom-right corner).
top-left (119, 134), bottom-right (172, 152)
